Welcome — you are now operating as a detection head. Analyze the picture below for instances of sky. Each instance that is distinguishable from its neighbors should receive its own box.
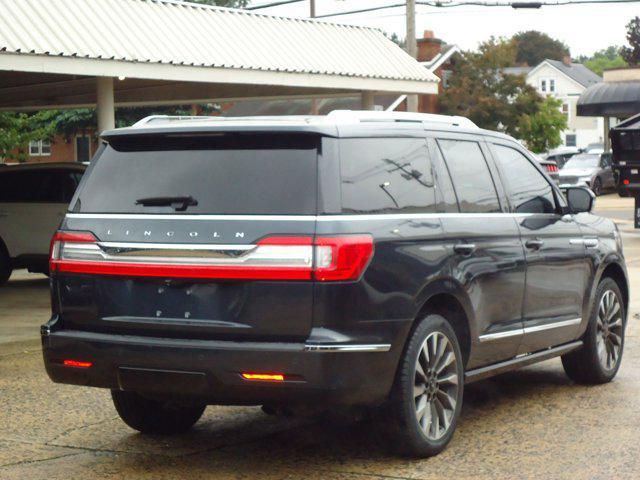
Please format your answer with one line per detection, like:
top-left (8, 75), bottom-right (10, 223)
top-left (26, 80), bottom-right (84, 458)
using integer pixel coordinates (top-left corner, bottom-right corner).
top-left (249, 0), bottom-right (639, 57)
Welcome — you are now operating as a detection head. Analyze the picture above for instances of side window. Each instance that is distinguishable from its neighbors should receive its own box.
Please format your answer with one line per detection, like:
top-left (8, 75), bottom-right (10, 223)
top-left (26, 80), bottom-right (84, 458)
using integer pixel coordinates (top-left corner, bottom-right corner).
top-left (339, 138), bottom-right (435, 214)
top-left (48, 171), bottom-right (82, 203)
top-left (0, 172), bottom-right (30, 202)
top-left (437, 139), bottom-right (501, 213)
top-left (492, 144), bottom-right (556, 214)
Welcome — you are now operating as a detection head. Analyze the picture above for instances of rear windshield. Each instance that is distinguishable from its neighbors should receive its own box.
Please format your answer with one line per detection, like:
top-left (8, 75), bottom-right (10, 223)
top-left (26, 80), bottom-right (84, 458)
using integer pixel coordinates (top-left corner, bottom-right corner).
top-left (74, 134), bottom-right (318, 215)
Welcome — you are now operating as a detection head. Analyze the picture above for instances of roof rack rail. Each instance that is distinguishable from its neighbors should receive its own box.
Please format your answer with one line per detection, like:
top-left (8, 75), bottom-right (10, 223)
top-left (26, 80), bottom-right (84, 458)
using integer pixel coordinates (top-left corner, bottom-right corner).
top-left (326, 110), bottom-right (478, 129)
top-left (132, 115), bottom-right (215, 127)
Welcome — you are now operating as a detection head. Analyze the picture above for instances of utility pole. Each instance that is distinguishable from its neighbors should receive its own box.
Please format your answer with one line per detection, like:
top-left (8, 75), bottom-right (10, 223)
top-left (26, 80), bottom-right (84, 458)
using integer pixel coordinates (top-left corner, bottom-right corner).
top-left (310, 0), bottom-right (319, 114)
top-left (405, 0), bottom-right (418, 112)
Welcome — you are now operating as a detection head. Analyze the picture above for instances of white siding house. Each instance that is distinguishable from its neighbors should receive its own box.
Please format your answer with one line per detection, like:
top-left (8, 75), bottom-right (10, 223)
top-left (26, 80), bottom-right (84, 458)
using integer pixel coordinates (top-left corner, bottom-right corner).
top-left (506, 60), bottom-right (603, 149)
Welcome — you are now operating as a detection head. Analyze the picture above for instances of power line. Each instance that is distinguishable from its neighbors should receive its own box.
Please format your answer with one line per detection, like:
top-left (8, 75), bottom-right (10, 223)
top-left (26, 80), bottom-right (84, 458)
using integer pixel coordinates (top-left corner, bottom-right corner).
top-left (315, 0), bottom-right (640, 18)
top-left (246, 0), bottom-right (305, 10)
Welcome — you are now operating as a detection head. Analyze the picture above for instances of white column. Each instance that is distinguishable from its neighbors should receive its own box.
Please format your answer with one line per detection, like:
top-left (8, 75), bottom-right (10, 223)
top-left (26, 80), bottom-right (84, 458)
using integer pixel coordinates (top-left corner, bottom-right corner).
top-left (96, 77), bottom-right (115, 133)
top-left (361, 91), bottom-right (375, 110)
top-left (604, 116), bottom-right (611, 152)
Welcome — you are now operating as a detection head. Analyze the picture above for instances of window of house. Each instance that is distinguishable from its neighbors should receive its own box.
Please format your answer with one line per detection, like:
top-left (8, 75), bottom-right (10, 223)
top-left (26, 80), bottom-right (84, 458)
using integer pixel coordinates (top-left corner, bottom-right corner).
top-left (437, 139), bottom-right (501, 213)
top-left (28, 139), bottom-right (51, 156)
top-left (75, 135), bottom-right (91, 162)
top-left (549, 79), bottom-right (556, 92)
top-left (566, 134), bottom-right (577, 147)
top-left (442, 70), bottom-right (452, 89)
top-left (540, 79), bottom-right (547, 92)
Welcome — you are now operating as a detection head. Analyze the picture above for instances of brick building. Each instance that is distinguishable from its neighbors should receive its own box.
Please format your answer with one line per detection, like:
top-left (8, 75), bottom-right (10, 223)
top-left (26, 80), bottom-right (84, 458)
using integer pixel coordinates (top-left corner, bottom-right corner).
top-left (24, 133), bottom-right (99, 164)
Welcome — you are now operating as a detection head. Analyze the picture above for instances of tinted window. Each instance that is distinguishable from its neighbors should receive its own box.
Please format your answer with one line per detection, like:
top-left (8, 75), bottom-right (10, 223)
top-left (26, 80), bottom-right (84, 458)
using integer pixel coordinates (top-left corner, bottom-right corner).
top-left (492, 144), bottom-right (556, 214)
top-left (340, 138), bottom-right (435, 214)
top-left (0, 170), bottom-right (78, 203)
top-left (437, 140), bottom-right (500, 213)
top-left (76, 135), bottom-right (318, 214)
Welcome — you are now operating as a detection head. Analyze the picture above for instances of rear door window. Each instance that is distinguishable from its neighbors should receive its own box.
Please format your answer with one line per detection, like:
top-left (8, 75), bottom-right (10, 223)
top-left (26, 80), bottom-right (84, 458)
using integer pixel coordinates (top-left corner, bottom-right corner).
top-left (75, 134), bottom-right (318, 214)
top-left (437, 139), bottom-right (501, 213)
top-left (0, 170), bottom-right (63, 203)
top-left (339, 138), bottom-right (435, 214)
top-left (491, 144), bottom-right (556, 214)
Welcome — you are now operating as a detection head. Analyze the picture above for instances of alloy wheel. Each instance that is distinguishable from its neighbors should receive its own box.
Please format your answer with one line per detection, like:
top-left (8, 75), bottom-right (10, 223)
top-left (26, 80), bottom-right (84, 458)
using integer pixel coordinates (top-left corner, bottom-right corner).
top-left (413, 332), bottom-right (459, 441)
top-left (596, 290), bottom-right (623, 371)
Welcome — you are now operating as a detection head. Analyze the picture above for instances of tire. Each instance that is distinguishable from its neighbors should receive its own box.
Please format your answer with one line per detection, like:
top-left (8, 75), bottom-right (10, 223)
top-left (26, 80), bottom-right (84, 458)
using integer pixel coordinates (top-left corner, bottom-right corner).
top-left (111, 390), bottom-right (206, 434)
top-left (386, 314), bottom-right (464, 457)
top-left (0, 243), bottom-right (11, 286)
top-left (592, 177), bottom-right (603, 196)
top-left (562, 277), bottom-right (626, 384)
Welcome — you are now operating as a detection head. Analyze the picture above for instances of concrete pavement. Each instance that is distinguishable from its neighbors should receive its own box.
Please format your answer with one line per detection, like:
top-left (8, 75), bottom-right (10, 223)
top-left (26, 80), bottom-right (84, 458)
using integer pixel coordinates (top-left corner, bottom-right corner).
top-left (1, 194), bottom-right (639, 479)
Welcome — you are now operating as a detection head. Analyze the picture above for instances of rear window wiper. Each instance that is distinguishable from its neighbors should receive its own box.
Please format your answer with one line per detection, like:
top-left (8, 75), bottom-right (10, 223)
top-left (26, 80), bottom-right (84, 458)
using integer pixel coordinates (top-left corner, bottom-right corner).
top-left (135, 195), bottom-right (198, 212)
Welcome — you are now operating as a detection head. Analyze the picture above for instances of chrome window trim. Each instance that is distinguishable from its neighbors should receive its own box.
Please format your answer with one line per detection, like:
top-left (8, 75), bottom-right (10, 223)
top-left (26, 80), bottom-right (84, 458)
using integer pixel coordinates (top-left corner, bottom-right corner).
top-left (65, 212), bottom-right (559, 222)
top-left (479, 317), bottom-right (581, 342)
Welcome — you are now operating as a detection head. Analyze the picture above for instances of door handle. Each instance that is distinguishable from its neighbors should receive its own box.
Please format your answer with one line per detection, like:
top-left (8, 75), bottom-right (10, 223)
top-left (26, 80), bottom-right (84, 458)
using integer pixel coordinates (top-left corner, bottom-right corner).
top-left (525, 239), bottom-right (544, 250)
top-left (453, 243), bottom-right (476, 256)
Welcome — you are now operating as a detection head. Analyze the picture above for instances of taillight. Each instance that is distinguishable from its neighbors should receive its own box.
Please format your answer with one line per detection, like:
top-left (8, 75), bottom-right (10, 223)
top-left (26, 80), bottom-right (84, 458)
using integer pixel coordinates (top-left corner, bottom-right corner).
top-left (544, 164), bottom-right (558, 173)
top-left (49, 231), bottom-right (374, 282)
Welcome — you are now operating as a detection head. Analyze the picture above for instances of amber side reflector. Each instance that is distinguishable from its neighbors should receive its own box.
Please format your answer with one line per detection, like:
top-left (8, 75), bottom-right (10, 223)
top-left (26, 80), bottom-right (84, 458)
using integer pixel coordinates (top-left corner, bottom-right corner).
top-left (241, 373), bottom-right (285, 382)
top-left (62, 359), bottom-right (93, 368)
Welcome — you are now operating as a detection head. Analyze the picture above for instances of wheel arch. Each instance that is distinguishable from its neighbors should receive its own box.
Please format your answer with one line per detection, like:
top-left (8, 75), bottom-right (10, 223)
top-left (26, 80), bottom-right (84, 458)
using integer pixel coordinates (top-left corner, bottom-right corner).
top-left (599, 261), bottom-right (629, 313)
top-left (413, 279), bottom-right (474, 367)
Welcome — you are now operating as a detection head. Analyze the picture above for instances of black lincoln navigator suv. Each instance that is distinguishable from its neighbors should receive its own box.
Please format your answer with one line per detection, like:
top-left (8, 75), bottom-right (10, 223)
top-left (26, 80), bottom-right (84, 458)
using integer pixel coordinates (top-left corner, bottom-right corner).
top-left (43, 111), bottom-right (629, 457)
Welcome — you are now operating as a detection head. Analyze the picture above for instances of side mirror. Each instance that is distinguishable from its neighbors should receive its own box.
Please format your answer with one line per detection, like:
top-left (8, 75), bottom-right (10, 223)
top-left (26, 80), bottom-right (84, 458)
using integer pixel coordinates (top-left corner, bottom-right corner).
top-left (565, 186), bottom-right (595, 214)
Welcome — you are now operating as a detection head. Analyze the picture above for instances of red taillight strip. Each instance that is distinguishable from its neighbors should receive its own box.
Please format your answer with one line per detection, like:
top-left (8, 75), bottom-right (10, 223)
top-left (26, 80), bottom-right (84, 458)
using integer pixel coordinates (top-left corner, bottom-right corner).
top-left (53, 260), bottom-right (313, 280)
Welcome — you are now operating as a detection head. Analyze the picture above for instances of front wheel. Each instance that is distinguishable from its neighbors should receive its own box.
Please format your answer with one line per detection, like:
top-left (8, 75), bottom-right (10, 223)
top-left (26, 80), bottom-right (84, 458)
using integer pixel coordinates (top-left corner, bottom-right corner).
top-left (591, 177), bottom-right (603, 196)
top-left (0, 248), bottom-right (11, 286)
top-left (386, 314), bottom-right (464, 457)
top-left (111, 390), bottom-right (206, 434)
top-left (562, 277), bottom-right (626, 384)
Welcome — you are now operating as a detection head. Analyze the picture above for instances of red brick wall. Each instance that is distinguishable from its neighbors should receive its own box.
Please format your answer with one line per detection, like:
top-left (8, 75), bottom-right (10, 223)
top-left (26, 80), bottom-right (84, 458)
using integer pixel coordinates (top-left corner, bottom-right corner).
top-left (23, 134), bottom-right (99, 164)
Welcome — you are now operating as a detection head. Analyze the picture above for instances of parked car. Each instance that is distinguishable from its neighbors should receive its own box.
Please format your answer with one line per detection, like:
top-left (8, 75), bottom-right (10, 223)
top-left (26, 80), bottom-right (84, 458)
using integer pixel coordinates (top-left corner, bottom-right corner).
top-left (585, 142), bottom-right (605, 154)
top-left (559, 152), bottom-right (614, 196)
top-left (534, 154), bottom-right (559, 184)
top-left (43, 112), bottom-right (628, 458)
top-left (545, 147), bottom-right (580, 169)
top-left (0, 162), bottom-right (86, 284)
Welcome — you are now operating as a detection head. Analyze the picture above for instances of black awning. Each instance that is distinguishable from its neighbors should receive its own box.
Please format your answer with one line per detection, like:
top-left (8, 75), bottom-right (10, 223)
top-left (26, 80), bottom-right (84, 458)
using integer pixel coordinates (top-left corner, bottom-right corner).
top-left (577, 81), bottom-right (640, 117)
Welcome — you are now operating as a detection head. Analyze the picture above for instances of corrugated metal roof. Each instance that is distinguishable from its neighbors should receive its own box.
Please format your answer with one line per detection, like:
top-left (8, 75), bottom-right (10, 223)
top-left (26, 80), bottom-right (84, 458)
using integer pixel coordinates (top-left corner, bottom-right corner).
top-left (0, 0), bottom-right (436, 83)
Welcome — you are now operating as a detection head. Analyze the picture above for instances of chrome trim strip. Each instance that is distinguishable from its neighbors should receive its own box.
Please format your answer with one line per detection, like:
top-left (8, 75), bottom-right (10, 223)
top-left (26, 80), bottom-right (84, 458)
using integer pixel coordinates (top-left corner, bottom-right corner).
top-left (303, 343), bottom-right (391, 352)
top-left (523, 317), bottom-right (581, 334)
top-left (479, 317), bottom-right (582, 342)
top-left (478, 329), bottom-right (523, 343)
top-left (66, 212), bottom-right (548, 222)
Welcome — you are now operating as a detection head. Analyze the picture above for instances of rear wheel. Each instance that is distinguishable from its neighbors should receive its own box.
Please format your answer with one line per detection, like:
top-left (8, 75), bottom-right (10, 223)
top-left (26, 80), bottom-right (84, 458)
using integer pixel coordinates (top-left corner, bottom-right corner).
top-left (386, 314), bottom-right (464, 457)
top-left (562, 277), bottom-right (625, 384)
top-left (111, 390), bottom-right (206, 434)
top-left (0, 244), bottom-right (11, 286)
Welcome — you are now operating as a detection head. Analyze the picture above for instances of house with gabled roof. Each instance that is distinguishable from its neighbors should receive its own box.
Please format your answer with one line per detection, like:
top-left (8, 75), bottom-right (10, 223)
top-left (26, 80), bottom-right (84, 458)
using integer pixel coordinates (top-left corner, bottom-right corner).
top-left (505, 57), bottom-right (603, 149)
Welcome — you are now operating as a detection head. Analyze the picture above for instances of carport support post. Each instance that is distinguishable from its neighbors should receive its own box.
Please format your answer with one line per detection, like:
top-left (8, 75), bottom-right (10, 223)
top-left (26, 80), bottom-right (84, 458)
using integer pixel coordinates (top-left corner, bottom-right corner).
top-left (604, 116), bottom-right (611, 152)
top-left (97, 77), bottom-right (115, 134)
top-left (361, 91), bottom-right (375, 110)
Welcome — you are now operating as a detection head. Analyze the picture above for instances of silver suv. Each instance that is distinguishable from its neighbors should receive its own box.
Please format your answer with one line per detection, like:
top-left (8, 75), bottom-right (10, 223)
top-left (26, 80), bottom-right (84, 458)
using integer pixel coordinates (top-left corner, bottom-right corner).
top-left (559, 152), bottom-right (614, 196)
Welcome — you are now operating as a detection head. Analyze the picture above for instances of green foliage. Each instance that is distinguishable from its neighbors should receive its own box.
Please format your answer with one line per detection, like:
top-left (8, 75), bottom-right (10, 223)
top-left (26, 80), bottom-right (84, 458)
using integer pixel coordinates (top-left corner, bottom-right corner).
top-left (580, 46), bottom-right (627, 76)
top-left (518, 97), bottom-right (567, 153)
top-left (0, 111), bottom-right (58, 162)
top-left (621, 16), bottom-right (640, 66)
top-left (439, 38), bottom-right (541, 139)
top-left (512, 31), bottom-right (570, 66)
top-left (183, 0), bottom-right (250, 7)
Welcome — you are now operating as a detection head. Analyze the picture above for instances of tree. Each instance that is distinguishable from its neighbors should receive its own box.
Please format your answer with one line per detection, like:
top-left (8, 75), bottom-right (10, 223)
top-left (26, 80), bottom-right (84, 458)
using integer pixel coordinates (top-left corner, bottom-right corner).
top-left (439, 38), bottom-right (542, 138)
top-left (0, 111), bottom-right (57, 162)
top-left (518, 96), bottom-right (567, 153)
top-left (183, 0), bottom-right (250, 7)
top-left (512, 31), bottom-right (570, 66)
top-left (621, 16), bottom-right (640, 66)
top-left (580, 46), bottom-right (627, 76)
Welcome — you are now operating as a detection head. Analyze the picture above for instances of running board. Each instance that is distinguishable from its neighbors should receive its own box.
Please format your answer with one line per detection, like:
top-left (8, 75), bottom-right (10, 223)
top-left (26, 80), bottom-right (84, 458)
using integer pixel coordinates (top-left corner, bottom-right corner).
top-left (465, 341), bottom-right (583, 383)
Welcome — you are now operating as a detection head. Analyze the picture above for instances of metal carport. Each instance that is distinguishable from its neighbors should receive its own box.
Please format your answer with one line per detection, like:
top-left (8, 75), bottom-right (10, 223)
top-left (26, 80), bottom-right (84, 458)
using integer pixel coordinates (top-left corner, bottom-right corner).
top-left (0, 0), bottom-right (438, 132)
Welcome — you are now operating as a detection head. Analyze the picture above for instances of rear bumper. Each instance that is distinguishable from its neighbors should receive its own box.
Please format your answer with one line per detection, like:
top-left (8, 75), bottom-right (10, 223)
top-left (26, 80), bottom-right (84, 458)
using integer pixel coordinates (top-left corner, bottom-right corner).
top-left (41, 326), bottom-right (400, 407)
